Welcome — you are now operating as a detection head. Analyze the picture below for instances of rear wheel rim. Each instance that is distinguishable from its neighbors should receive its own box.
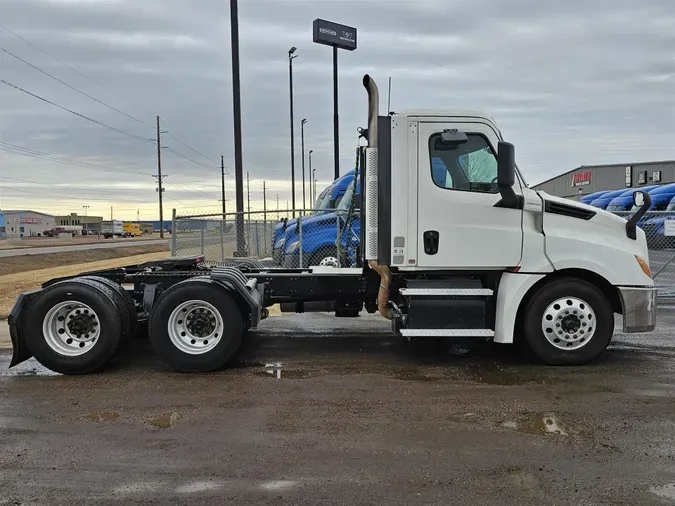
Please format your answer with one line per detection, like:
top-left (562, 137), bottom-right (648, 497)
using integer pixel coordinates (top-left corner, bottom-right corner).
top-left (541, 296), bottom-right (596, 351)
top-left (42, 301), bottom-right (101, 357)
top-left (167, 300), bottom-right (224, 355)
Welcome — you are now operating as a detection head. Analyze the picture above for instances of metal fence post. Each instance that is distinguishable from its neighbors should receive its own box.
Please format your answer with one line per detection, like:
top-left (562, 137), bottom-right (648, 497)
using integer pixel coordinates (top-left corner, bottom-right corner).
top-left (254, 220), bottom-right (260, 257)
top-left (298, 213), bottom-right (303, 268)
top-left (336, 211), bottom-right (341, 268)
top-left (170, 208), bottom-right (177, 256)
top-left (200, 221), bottom-right (205, 256)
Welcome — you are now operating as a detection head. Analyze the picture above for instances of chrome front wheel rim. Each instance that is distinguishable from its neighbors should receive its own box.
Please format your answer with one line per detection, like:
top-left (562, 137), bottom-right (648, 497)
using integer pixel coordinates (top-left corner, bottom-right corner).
top-left (541, 296), bottom-right (596, 351)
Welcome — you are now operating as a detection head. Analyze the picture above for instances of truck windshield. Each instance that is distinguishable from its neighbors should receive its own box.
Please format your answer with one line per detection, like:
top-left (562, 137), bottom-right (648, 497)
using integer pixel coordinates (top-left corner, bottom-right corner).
top-left (606, 203), bottom-right (628, 212)
top-left (316, 187), bottom-right (335, 210)
top-left (337, 180), bottom-right (358, 211)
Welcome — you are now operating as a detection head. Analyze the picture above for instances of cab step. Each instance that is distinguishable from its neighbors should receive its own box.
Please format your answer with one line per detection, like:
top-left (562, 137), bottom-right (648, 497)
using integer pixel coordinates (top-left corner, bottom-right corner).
top-left (400, 328), bottom-right (495, 337)
top-left (399, 288), bottom-right (493, 297)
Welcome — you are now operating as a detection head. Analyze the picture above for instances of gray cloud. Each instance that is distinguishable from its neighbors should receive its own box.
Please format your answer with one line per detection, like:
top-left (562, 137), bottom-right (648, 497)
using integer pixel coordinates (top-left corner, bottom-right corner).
top-left (0, 0), bottom-right (673, 218)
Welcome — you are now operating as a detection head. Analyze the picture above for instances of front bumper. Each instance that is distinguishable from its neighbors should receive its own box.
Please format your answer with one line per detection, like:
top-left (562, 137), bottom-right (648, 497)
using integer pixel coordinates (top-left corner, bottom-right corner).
top-left (618, 286), bottom-right (656, 333)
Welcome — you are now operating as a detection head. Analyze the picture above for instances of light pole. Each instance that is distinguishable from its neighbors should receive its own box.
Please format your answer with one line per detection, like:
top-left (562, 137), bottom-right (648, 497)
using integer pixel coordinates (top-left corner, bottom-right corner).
top-left (313, 168), bottom-right (317, 204)
top-left (82, 205), bottom-right (89, 235)
top-left (301, 118), bottom-right (307, 211)
top-left (288, 46), bottom-right (298, 216)
top-left (308, 149), bottom-right (314, 206)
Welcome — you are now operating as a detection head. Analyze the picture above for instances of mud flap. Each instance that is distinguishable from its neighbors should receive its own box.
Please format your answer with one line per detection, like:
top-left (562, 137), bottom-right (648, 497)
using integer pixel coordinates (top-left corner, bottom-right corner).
top-left (8, 290), bottom-right (40, 368)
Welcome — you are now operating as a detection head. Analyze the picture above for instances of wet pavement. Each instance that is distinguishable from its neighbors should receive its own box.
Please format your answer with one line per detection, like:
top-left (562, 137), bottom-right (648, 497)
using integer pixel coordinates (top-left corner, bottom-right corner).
top-left (1, 312), bottom-right (675, 505)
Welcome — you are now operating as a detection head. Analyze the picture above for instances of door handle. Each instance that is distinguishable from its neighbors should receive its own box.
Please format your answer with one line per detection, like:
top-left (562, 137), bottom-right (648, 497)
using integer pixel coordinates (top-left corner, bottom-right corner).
top-left (423, 230), bottom-right (439, 255)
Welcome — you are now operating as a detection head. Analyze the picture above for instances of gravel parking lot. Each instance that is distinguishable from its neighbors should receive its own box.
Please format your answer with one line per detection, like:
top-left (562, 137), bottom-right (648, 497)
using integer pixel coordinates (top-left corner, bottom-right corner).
top-left (1, 311), bottom-right (674, 505)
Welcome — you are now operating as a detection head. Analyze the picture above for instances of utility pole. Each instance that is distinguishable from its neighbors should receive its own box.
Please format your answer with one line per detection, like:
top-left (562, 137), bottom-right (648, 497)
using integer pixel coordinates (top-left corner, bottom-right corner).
top-left (155, 115), bottom-right (166, 239)
top-left (246, 171), bottom-right (251, 252)
top-left (230, 0), bottom-right (246, 255)
top-left (82, 205), bottom-right (89, 235)
top-left (301, 118), bottom-right (307, 211)
top-left (220, 155), bottom-right (227, 225)
top-left (110, 206), bottom-right (113, 221)
top-left (308, 149), bottom-right (314, 206)
top-left (288, 47), bottom-right (298, 217)
top-left (333, 46), bottom-right (339, 180)
top-left (276, 193), bottom-right (280, 220)
top-left (387, 76), bottom-right (392, 114)
top-left (262, 180), bottom-right (267, 253)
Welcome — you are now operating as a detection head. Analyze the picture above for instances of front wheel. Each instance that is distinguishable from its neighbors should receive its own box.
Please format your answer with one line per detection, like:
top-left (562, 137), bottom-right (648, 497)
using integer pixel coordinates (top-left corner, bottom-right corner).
top-left (522, 278), bottom-right (614, 365)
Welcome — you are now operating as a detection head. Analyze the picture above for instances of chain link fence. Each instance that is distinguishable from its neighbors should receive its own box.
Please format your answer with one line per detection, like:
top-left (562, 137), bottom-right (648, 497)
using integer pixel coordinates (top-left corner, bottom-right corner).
top-left (171, 208), bottom-right (361, 269)
top-left (614, 211), bottom-right (675, 301)
top-left (171, 208), bottom-right (675, 300)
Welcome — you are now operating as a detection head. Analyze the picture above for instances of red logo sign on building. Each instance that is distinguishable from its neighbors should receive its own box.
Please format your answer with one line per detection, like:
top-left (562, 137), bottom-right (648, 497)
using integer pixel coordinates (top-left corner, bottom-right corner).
top-left (572, 171), bottom-right (592, 187)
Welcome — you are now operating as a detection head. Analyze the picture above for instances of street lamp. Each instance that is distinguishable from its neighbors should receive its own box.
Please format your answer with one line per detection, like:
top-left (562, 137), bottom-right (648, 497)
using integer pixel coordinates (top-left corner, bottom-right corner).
top-left (301, 118), bottom-right (307, 211)
top-left (313, 168), bottom-right (317, 205)
top-left (308, 149), bottom-right (314, 205)
top-left (288, 46), bottom-right (298, 217)
top-left (82, 205), bottom-right (89, 235)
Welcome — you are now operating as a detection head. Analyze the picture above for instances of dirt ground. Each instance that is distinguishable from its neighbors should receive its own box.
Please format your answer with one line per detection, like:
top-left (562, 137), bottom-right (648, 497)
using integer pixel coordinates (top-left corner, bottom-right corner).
top-left (1, 312), bottom-right (674, 505)
top-left (0, 233), bottom-right (167, 250)
top-left (0, 250), bottom-right (169, 319)
top-left (0, 243), bottom-right (169, 277)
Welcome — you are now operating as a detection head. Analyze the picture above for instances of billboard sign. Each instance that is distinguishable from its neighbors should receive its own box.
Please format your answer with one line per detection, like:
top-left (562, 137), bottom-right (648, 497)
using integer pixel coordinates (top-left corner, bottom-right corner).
top-left (571, 171), bottom-right (592, 187)
top-left (313, 19), bottom-right (357, 51)
top-left (20, 217), bottom-right (39, 224)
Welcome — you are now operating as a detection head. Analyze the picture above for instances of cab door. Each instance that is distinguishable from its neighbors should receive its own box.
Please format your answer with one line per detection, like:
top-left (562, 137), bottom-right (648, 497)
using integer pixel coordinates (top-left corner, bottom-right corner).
top-left (417, 121), bottom-right (523, 269)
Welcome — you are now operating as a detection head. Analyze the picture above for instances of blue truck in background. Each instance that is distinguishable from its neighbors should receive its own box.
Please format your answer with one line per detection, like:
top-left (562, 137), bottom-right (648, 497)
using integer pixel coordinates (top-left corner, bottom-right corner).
top-left (605, 185), bottom-right (660, 212)
top-left (580, 190), bottom-right (611, 205)
top-left (271, 170), bottom-right (356, 264)
top-left (635, 184), bottom-right (675, 248)
top-left (283, 176), bottom-right (360, 268)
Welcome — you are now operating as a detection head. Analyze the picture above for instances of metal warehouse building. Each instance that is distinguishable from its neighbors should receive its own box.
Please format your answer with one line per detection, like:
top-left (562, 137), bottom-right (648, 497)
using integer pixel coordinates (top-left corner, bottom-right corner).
top-left (533, 160), bottom-right (675, 200)
top-left (0, 210), bottom-right (56, 239)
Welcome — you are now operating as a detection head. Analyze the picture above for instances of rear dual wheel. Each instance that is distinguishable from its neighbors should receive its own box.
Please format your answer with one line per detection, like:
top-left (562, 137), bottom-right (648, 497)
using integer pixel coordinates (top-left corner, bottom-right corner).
top-left (23, 279), bottom-right (126, 374)
top-left (149, 279), bottom-right (244, 372)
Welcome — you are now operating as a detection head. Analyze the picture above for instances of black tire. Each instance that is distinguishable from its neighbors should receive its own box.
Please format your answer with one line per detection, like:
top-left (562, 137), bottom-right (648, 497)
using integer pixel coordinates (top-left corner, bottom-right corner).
top-left (522, 278), bottom-right (614, 365)
top-left (81, 276), bottom-right (137, 338)
top-left (149, 279), bottom-right (244, 372)
top-left (23, 279), bottom-right (123, 375)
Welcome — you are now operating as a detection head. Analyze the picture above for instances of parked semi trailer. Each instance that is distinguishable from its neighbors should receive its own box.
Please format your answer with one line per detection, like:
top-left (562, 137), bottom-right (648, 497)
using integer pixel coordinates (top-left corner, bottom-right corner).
top-left (7, 76), bottom-right (656, 375)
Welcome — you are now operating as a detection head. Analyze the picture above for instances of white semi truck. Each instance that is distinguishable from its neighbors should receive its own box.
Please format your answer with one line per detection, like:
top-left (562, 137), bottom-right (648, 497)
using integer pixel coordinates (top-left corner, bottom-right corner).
top-left (7, 75), bottom-right (656, 375)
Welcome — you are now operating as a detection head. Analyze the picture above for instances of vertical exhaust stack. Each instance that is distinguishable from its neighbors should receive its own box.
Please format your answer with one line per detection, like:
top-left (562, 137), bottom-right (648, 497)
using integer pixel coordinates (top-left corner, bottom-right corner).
top-left (362, 75), bottom-right (391, 320)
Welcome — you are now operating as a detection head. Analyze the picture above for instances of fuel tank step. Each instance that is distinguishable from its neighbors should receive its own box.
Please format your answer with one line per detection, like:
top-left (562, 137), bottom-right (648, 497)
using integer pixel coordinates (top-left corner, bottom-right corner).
top-left (400, 328), bottom-right (495, 337)
top-left (399, 288), bottom-right (493, 297)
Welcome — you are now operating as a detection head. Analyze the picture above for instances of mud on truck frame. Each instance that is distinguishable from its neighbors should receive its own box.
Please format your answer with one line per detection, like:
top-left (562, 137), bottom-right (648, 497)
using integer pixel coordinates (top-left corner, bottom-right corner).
top-left (8, 76), bottom-right (657, 375)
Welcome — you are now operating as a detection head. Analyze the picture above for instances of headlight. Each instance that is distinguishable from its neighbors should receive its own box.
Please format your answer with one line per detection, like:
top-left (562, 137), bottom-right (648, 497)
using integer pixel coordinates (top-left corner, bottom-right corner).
top-left (275, 237), bottom-right (285, 249)
top-left (286, 240), bottom-right (300, 253)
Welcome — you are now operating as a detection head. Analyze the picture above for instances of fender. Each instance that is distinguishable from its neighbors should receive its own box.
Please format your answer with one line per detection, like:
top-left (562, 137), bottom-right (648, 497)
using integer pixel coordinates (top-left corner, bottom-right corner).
top-left (494, 272), bottom-right (545, 344)
top-left (8, 290), bottom-right (40, 367)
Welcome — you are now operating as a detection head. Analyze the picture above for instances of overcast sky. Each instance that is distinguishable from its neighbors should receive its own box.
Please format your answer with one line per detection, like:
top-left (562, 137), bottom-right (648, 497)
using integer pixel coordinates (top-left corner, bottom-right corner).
top-left (0, 0), bottom-right (673, 220)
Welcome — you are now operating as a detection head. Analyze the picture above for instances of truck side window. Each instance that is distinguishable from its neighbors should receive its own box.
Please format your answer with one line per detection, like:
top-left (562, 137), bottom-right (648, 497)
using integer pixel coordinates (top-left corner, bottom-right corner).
top-left (429, 133), bottom-right (498, 193)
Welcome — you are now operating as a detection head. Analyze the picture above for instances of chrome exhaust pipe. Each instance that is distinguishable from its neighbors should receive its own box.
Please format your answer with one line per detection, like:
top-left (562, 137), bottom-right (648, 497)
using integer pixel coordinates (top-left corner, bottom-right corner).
top-left (362, 75), bottom-right (391, 320)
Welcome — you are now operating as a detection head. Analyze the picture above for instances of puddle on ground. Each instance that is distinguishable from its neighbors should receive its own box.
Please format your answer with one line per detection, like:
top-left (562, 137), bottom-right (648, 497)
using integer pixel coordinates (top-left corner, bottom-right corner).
top-left (86, 411), bottom-right (120, 422)
top-left (464, 364), bottom-right (531, 385)
top-left (0, 360), bottom-right (59, 377)
top-left (502, 412), bottom-right (568, 436)
top-left (255, 363), bottom-right (309, 379)
top-left (150, 412), bottom-right (179, 429)
top-left (650, 484), bottom-right (675, 501)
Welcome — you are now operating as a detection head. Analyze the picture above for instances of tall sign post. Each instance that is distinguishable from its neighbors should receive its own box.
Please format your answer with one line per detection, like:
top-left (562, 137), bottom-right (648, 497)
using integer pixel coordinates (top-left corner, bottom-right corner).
top-left (313, 19), bottom-right (357, 180)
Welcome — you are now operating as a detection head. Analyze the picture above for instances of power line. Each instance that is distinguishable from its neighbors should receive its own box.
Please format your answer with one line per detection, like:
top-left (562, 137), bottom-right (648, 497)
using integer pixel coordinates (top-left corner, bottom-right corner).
top-left (0, 185), bottom-right (147, 203)
top-left (165, 132), bottom-right (219, 165)
top-left (165, 146), bottom-right (218, 170)
top-left (1, 47), bottom-right (154, 129)
top-left (0, 24), bottom-right (219, 170)
top-left (0, 141), bottom-right (148, 176)
top-left (0, 22), bottom-right (156, 118)
top-left (0, 79), bottom-right (153, 144)
top-left (166, 176), bottom-right (219, 200)
top-left (0, 175), bottom-right (152, 201)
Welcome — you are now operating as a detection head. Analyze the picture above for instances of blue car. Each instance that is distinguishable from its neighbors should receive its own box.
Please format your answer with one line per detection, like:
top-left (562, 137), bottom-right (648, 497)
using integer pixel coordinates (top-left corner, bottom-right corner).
top-left (283, 177), bottom-right (360, 268)
top-left (580, 190), bottom-right (612, 205)
top-left (271, 170), bottom-right (357, 264)
top-left (605, 185), bottom-right (660, 213)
